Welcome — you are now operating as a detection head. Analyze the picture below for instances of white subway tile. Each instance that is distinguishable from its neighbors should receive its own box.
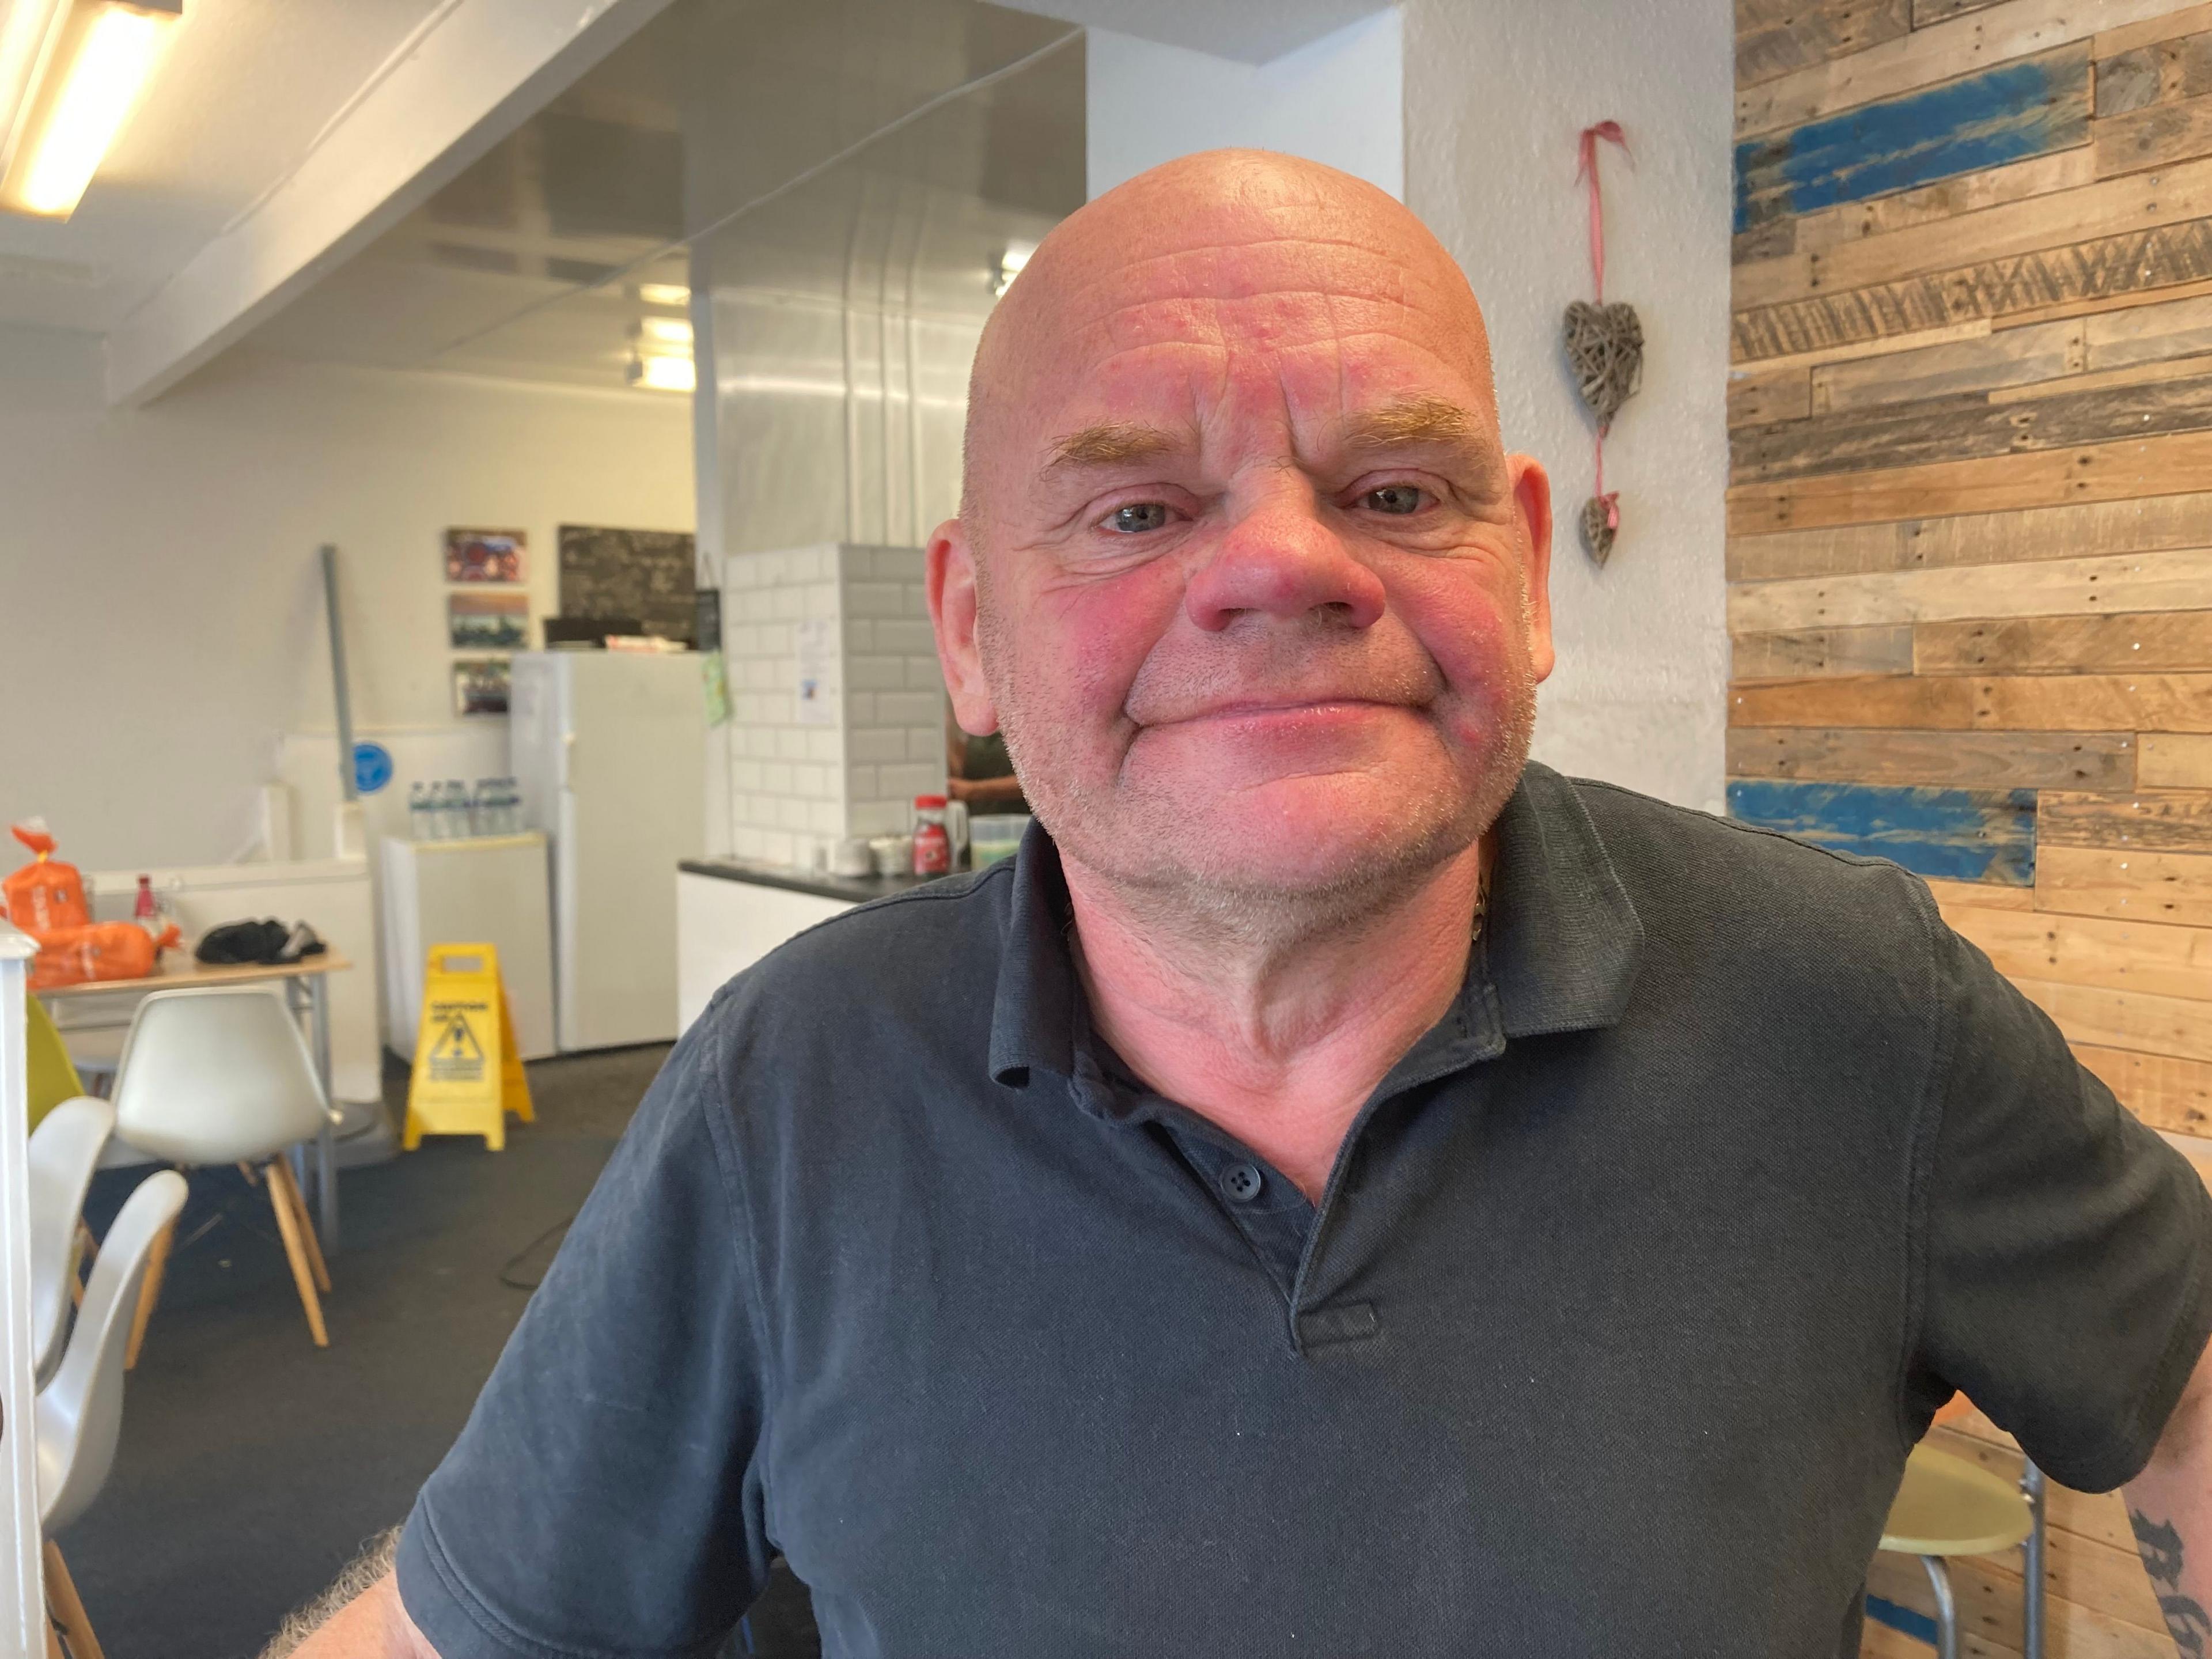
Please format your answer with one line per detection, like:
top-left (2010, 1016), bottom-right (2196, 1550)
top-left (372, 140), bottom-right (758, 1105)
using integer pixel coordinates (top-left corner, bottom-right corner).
top-left (880, 761), bottom-right (945, 798)
top-left (762, 762), bottom-right (794, 795)
top-left (842, 619), bottom-right (874, 653)
top-left (761, 830), bottom-right (794, 866)
top-left (805, 729), bottom-right (843, 764)
top-left (845, 764), bottom-right (878, 798)
top-left (846, 656), bottom-right (905, 691)
top-left (774, 728), bottom-right (809, 762)
top-left (809, 800), bottom-right (844, 836)
top-left (906, 656), bottom-right (946, 690)
top-left (803, 581), bottom-right (839, 620)
top-left (848, 729), bottom-right (906, 764)
top-left (845, 692), bottom-right (876, 724)
top-left (878, 691), bottom-right (945, 726)
top-left (844, 581), bottom-right (907, 618)
top-left (849, 800), bottom-right (907, 837)
top-left (730, 760), bottom-right (763, 792)
top-left (874, 619), bottom-right (935, 654)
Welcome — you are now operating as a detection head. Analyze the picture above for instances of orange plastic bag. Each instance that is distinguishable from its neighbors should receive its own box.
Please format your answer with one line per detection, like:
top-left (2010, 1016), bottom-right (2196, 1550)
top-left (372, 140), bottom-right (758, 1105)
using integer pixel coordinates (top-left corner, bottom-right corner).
top-left (26, 920), bottom-right (178, 993)
top-left (2, 820), bottom-right (89, 934)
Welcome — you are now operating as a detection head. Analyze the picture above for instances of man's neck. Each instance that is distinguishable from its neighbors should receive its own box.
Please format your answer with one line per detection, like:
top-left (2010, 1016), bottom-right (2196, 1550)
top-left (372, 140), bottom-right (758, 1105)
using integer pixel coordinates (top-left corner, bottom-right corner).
top-left (1060, 838), bottom-right (1488, 1203)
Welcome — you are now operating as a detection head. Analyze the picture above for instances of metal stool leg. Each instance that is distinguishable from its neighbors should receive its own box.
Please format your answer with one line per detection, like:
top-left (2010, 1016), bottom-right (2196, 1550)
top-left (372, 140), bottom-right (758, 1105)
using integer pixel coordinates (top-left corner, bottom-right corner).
top-left (1921, 1555), bottom-right (1960, 1659)
top-left (2021, 1460), bottom-right (2047, 1659)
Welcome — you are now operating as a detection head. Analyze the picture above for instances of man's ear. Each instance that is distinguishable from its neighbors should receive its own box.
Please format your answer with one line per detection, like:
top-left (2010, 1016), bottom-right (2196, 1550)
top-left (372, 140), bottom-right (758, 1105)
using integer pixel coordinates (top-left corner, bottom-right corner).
top-left (926, 517), bottom-right (1001, 734)
top-left (1509, 454), bottom-right (1555, 684)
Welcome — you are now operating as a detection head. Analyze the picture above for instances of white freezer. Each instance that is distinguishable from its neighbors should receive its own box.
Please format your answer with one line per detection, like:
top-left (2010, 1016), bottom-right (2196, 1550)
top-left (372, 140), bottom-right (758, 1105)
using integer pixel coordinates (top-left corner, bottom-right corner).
top-left (510, 652), bottom-right (706, 1051)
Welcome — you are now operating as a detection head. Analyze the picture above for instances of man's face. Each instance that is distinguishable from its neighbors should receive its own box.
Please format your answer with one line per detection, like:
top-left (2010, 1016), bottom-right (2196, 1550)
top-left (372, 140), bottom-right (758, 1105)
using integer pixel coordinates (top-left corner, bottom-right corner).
top-left (931, 158), bottom-right (1554, 910)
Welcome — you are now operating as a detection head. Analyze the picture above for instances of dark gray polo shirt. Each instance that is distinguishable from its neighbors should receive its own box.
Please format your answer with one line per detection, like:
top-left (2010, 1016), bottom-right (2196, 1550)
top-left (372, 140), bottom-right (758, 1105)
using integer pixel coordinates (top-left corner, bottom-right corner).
top-left (396, 762), bottom-right (2212, 1659)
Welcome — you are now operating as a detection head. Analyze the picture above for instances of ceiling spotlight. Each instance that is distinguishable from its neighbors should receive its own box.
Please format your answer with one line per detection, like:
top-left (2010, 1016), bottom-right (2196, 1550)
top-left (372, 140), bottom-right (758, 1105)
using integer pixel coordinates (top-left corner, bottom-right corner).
top-left (0, 0), bottom-right (183, 221)
top-left (627, 352), bottom-right (694, 394)
top-left (634, 315), bottom-right (692, 348)
top-left (994, 243), bottom-right (1033, 298)
top-left (637, 282), bottom-right (689, 308)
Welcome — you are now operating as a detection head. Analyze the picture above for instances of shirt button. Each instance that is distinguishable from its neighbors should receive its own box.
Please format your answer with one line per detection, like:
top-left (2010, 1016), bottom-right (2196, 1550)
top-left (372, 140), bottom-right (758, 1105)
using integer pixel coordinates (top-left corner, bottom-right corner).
top-left (1221, 1162), bottom-right (1264, 1203)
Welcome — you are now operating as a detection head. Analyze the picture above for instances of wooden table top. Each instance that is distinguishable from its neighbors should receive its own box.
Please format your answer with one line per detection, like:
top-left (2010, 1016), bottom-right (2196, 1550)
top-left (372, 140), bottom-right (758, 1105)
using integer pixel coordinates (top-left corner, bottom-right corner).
top-left (35, 951), bottom-right (352, 999)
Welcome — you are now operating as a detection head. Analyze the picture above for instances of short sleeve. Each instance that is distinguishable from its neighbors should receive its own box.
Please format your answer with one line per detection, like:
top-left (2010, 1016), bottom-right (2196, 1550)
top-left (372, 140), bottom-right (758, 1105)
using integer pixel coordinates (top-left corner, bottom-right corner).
top-left (1910, 911), bottom-right (2212, 1491)
top-left (396, 1006), bottom-right (774, 1659)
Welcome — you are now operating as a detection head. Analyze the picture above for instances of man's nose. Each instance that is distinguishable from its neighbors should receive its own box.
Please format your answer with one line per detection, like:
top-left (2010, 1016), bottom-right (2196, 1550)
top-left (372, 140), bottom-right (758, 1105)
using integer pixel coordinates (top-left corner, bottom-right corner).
top-left (1183, 483), bottom-right (1387, 633)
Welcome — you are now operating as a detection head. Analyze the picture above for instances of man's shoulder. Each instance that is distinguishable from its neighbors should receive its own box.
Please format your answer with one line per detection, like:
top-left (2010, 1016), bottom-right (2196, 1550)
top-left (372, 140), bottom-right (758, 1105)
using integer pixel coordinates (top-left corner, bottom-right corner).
top-left (1554, 768), bottom-right (1942, 938)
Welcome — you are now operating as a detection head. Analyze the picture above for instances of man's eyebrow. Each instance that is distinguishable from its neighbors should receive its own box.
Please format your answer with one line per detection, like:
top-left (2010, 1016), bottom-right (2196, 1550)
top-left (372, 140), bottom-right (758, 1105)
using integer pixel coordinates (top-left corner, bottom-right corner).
top-left (1342, 396), bottom-right (1484, 451)
top-left (1047, 422), bottom-right (1184, 469)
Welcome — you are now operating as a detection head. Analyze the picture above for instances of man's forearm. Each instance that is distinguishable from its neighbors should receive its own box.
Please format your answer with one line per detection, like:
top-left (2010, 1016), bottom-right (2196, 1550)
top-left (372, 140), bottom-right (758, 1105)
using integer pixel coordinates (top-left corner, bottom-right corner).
top-left (263, 1530), bottom-right (439, 1659)
top-left (2126, 1367), bottom-right (2212, 1659)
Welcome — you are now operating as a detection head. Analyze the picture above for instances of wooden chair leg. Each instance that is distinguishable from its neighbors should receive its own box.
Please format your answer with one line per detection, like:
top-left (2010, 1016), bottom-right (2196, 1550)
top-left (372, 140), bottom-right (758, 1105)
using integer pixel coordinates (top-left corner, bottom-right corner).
top-left (236, 1160), bottom-right (259, 1186)
top-left (44, 1612), bottom-right (63, 1659)
top-left (44, 1539), bottom-right (105, 1659)
top-left (265, 1160), bottom-right (328, 1347)
top-left (68, 1221), bottom-right (94, 1310)
top-left (122, 1219), bottom-right (173, 1372)
top-left (269, 1156), bottom-right (329, 1294)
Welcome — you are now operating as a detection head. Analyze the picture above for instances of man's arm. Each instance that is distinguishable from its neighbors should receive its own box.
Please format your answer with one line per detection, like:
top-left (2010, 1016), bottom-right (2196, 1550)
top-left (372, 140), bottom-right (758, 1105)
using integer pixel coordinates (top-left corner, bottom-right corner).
top-left (2126, 1340), bottom-right (2212, 1659)
top-left (260, 1533), bottom-right (439, 1659)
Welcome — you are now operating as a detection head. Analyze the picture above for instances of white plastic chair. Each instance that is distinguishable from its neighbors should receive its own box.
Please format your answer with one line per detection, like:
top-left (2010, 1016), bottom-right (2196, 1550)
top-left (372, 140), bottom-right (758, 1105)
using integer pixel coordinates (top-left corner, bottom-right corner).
top-left (111, 987), bottom-right (334, 1350)
top-left (37, 1168), bottom-right (187, 1659)
top-left (28, 1097), bottom-right (115, 1388)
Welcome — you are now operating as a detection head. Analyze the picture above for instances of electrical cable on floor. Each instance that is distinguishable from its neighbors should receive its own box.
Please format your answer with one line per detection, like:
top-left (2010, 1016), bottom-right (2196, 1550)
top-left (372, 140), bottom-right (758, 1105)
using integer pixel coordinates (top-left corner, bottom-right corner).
top-left (498, 1214), bottom-right (575, 1290)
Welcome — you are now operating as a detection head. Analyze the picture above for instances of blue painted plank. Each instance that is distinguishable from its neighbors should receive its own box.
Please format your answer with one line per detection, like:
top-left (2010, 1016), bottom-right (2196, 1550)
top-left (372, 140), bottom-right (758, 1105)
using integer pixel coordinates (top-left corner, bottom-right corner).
top-left (1726, 779), bottom-right (2037, 885)
top-left (1734, 44), bottom-right (2089, 233)
top-left (1866, 1594), bottom-right (1938, 1645)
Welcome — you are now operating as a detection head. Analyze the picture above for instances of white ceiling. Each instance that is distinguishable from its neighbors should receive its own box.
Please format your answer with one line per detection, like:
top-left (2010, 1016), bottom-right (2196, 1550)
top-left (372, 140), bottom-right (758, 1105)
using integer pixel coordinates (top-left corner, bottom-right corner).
top-left (0, 0), bottom-right (448, 332)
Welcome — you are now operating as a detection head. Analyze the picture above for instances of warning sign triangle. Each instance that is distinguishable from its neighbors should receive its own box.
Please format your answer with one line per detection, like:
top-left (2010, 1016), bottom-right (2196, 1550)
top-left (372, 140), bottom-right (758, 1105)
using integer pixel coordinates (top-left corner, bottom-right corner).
top-left (404, 942), bottom-right (532, 1152)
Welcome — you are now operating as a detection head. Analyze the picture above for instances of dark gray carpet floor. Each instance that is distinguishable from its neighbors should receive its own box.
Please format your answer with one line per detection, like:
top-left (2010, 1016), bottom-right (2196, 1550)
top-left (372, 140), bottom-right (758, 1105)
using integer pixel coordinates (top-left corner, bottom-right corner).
top-left (57, 1044), bottom-right (819, 1659)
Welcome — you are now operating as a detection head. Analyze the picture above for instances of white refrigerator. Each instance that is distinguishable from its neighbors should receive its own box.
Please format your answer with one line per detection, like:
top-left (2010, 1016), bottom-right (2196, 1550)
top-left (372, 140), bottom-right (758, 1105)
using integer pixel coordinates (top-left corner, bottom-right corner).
top-left (509, 651), bottom-right (706, 1052)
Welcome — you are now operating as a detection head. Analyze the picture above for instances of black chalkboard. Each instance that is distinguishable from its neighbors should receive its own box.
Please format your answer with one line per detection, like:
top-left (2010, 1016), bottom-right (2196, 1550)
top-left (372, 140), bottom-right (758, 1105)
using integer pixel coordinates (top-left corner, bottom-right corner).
top-left (557, 525), bottom-right (696, 641)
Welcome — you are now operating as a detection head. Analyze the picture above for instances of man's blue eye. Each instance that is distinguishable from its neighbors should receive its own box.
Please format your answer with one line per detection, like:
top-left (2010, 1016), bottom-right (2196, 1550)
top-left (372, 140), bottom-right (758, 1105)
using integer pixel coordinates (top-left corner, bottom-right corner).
top-left (1364, 485), bottom-right (1425, 515)
top-left (1108, 503), bottom-right (1171, 533)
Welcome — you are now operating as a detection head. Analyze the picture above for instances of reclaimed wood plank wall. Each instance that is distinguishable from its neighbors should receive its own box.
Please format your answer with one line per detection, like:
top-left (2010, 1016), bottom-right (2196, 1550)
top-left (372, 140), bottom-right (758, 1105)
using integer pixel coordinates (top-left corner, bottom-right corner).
top-left (1729, 3), bottom-right (2212, 1654)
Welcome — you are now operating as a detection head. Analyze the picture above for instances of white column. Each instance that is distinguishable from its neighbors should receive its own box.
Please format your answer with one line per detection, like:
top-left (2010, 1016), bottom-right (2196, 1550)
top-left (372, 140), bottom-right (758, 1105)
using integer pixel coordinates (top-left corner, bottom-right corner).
top-left (0, 923), bottom-right (41, 1658)
top-left (1085, 9), bottom-right (1403, 200)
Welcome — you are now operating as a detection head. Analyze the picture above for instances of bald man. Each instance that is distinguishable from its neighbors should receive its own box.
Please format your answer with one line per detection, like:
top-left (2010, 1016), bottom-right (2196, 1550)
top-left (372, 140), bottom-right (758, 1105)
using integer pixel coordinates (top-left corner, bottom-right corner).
top-left (294, 153), bottom-right (2212, 1659)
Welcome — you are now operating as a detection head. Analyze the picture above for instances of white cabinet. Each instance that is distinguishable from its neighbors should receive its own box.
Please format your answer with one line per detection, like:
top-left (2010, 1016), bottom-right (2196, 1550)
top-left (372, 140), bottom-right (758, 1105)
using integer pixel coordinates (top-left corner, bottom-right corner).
top-left (676, 870), bottom-right (852, 1036)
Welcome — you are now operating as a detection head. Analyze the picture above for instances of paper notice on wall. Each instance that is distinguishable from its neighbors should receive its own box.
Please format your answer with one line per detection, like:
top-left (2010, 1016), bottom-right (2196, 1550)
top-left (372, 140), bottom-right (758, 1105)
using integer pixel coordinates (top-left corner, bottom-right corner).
top-left (796, 618), bottom-right (835, 726)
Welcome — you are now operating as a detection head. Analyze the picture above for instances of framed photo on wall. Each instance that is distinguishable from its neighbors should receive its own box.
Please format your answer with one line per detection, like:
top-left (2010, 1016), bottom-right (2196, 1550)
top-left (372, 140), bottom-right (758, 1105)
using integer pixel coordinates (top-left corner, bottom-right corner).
top-left (452, 657), bottom-right (512, 717)
top-left (445, 528), bottom-right (527, 584)
top-left (448, 591), bottom-right (530, 651)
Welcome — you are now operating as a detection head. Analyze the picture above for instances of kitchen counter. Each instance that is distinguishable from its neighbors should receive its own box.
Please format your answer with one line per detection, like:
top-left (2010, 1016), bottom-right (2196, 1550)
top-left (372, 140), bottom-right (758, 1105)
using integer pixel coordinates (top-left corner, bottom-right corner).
top-left (677, 856), bottom-right (937, 905)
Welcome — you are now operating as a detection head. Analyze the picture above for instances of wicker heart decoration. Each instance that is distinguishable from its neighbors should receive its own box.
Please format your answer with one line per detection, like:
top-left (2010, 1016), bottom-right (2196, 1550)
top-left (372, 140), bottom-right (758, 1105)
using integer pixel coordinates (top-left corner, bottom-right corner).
top-left (1562, 299), bottom-right (1643, 428)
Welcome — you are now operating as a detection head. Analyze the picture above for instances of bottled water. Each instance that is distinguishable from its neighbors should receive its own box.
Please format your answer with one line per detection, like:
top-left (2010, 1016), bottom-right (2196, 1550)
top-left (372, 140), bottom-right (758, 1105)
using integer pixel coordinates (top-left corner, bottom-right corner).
top-left (444, 779), bottom-right (474, 839)
top-left (408, 782), bottom-right (435, 842)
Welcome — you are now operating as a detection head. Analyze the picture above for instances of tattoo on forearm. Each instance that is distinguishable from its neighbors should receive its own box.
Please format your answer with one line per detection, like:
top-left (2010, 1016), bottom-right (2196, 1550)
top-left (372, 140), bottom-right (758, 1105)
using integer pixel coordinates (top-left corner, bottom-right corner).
top-left (2131, 1508), bottom-right (2211, 1659)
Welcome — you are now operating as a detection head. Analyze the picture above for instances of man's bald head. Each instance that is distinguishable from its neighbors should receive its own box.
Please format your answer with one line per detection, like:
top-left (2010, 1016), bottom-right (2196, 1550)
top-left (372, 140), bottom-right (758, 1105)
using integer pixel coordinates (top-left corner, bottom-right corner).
top-left (961, 149), bottom-right (1502, 533)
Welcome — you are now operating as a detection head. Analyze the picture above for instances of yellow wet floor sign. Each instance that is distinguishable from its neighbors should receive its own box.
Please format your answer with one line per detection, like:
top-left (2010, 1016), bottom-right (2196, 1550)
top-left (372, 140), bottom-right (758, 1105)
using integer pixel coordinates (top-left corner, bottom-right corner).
top-left (404, 942), bottom-right (535, 1150)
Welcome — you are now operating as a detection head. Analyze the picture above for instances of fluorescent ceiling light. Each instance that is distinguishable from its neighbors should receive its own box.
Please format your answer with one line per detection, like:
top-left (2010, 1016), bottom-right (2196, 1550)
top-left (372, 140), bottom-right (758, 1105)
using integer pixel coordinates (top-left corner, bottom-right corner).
top-left (637, 282), bottom-right (689, 308)
top-left (994, 243), bottom-right (1033, 298)
top-left (0, 1), bottom-right (181, 222)
top-left (635, 315), bottom-right (692, 348)
top-left (627, 353), bottom-right (694, 394)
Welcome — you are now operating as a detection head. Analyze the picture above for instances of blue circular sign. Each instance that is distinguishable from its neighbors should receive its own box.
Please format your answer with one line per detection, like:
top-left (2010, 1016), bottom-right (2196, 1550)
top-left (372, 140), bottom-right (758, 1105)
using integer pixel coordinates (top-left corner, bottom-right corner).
top-left (353, 741), bottom-right (394, 796)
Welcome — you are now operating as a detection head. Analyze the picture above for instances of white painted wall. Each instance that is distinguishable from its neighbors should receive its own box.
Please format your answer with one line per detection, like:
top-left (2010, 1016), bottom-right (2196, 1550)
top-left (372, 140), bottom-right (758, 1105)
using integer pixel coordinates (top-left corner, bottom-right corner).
top-left (1086, 10), bottom-right (1404, 198)
top-left (1404, 0), bottom-right (1732, 810)
top-left (0, 324), bottom-right (693, 872)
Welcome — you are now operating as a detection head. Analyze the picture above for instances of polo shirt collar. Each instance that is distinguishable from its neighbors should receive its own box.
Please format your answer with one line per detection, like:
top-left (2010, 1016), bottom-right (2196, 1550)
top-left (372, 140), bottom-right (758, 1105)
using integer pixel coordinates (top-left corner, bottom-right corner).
top-left (986, 760), bottom-right (1642, 1089)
